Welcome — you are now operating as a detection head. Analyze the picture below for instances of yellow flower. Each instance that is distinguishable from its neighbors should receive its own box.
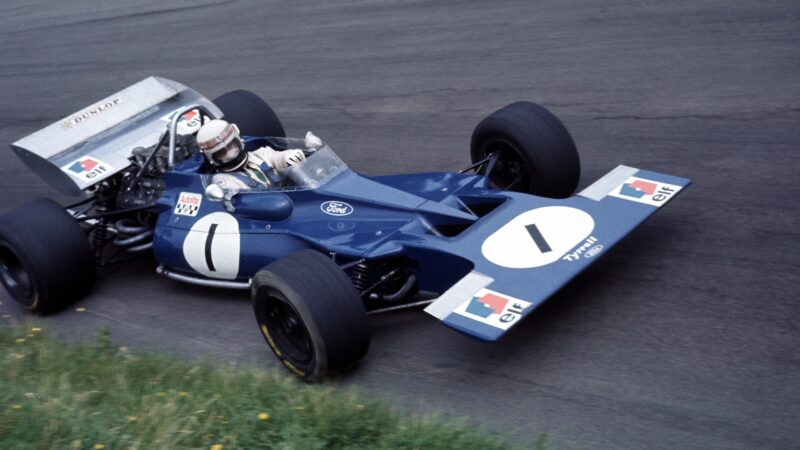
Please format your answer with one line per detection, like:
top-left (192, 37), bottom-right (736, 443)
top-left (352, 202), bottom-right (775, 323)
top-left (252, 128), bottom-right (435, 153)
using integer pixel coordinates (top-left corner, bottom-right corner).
top-left (294, 405), bottom-right (306, 411)
top-left (15, 338), bottom-right (26, 344)
top-left (157, 392), bottom-right (166, 397)
top-left (258, 412), bottom-right (269, 421)
top-left (94, 444), bottom-right (105, 449)
top-left (127, 416), bottom-right (138, 422)
top-left (210, 445), bottom-right (224, 450)
top-left (179, 391), bottom-right (189, 397)
top-left (11, 405), bottom-right (22, 411)
top-left (75, 308), bottom-right (86, 312)
top-left (31, 327), bottom-right (42, 333)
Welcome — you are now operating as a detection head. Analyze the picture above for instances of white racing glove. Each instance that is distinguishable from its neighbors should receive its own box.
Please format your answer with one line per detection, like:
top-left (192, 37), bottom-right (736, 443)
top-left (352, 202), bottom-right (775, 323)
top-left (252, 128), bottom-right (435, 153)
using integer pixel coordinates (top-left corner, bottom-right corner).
top-left (305, 131), bottom-right (323, 148)
top-left (282, 149), bottom-right (306, 168)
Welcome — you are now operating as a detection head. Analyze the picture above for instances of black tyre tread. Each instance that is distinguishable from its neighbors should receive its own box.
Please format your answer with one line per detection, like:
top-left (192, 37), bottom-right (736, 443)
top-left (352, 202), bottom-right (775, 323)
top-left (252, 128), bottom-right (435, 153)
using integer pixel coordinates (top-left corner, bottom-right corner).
top-left (0, 198), bottom-right (95, 313)
top-left (471, 101), bottom-right (580, 198)
top-left (253, 250), bottom-right (369, 379)
top-left (212, 90), bottom-right (285, 138)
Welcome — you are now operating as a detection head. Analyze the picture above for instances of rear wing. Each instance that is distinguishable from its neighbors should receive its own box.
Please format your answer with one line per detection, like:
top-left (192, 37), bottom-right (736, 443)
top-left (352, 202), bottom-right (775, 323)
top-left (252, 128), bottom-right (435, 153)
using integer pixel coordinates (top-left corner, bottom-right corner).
top-left (425, 165), bottom-right (690, 341)
top-left (10, 77), bottom-right (222, 196)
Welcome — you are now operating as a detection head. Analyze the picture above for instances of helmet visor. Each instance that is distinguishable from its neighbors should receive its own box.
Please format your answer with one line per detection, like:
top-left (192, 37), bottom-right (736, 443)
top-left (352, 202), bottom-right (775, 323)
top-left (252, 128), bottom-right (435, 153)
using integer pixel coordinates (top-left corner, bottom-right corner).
top-left (211, 140), bottom-right (243, 164)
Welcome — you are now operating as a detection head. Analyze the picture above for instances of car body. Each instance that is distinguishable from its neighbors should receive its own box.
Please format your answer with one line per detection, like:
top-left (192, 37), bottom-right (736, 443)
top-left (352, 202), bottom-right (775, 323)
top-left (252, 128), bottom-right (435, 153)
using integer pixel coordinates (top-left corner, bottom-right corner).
top-left (156, 138), bottom-right (689, 341)
top-left (3, 77), bottom-right (690, 376)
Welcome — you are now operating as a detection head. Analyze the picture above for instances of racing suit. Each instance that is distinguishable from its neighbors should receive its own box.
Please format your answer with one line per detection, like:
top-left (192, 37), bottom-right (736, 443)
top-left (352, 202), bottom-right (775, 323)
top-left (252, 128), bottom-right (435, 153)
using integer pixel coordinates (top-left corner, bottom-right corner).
top-left (211, 147), bottom-right (299, 191)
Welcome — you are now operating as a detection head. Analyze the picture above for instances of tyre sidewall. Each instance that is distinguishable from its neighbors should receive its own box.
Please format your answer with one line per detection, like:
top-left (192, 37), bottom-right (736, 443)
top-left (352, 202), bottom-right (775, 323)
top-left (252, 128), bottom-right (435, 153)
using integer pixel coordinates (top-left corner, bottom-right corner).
top-left (253, 270), bottom-right (328, 380)
top-left (0, 198), bottom-right (95, 313)
top-left (252, 250), bottom-right (369, 381)
top-left (0, 225), bottom-right (43, 310)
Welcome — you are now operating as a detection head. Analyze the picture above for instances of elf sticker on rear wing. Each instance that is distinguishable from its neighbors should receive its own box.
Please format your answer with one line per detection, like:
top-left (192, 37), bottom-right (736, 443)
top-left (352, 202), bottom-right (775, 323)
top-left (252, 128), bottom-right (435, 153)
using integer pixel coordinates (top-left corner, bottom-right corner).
top-left (425, 165), bottom-right (690, 341)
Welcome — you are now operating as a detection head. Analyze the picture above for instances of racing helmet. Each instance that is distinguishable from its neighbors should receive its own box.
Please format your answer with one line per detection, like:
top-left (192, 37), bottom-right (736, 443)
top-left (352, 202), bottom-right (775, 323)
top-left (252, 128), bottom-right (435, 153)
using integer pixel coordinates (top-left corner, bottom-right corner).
top-left (197, 119), bottom-right (247, 171)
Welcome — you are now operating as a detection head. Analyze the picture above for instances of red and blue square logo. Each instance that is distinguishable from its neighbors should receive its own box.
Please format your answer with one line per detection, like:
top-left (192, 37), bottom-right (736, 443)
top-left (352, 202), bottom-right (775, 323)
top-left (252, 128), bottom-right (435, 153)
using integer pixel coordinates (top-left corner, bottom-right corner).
top-left (454, 289), bottom-right (532, 330)
top-left (465, 293), bottom-right (509, 318)
top-left (619, 179), bottom-right (657, 199)
top-left (62, 156), bottom-right (112, 181)
top-left (68, 157), bottom-right (100, 174)
top-left (609, 176), bottom-right (683, 207)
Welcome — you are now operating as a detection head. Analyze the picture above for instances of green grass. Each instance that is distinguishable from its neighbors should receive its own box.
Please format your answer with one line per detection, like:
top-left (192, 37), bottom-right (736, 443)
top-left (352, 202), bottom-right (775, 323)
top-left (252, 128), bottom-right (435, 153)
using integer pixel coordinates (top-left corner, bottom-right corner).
top-left (0, 324), bottom-right (543, 450)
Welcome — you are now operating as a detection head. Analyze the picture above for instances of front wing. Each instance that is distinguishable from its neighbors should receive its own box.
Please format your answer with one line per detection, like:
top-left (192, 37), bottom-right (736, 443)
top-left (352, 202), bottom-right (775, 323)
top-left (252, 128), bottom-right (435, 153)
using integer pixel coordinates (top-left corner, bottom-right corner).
top-left (424, 165), bottom-right (690, 341)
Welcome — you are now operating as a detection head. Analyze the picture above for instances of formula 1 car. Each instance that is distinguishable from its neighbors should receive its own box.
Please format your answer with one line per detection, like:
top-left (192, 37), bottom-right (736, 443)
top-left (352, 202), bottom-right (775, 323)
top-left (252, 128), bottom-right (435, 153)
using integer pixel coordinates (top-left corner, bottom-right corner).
top-left (0, 77), bottom-right (690, 379)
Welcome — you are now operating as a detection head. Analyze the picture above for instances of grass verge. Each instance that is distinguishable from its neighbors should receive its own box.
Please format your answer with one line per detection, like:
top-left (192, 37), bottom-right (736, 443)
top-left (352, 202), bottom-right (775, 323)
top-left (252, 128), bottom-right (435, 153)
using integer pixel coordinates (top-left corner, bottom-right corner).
top-left (0, 324), bottom-right (541, 449)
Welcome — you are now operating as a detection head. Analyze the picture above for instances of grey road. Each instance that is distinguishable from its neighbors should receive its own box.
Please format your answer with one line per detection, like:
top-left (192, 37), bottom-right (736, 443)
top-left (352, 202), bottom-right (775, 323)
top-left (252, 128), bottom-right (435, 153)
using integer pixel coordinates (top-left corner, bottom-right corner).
top-left (1, 1), bottom-right (798, 448)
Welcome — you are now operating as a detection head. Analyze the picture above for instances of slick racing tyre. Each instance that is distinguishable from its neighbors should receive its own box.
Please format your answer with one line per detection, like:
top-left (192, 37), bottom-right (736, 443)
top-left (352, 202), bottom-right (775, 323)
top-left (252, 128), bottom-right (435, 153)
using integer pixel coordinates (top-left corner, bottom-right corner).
top-left (0, 198), bottom-right (95, 314)
top-left (212, 90), bottom-right (285, 138)
top-left (252, 250), bottom-right (369, 381)
top-left (471, 101), bottom-right (580, 198)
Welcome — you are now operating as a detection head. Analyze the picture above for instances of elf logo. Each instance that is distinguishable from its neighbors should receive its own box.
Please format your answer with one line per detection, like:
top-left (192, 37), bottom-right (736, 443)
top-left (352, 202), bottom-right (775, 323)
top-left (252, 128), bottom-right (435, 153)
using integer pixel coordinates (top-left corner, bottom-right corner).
top-left (455, 289), bottom-right (533, 330)
top-left (63, 157), bottom-right (112, 181)
top-left (610, 176), bottom-right (683, 207)
top-left (161, 108), bottom-right (203, 134)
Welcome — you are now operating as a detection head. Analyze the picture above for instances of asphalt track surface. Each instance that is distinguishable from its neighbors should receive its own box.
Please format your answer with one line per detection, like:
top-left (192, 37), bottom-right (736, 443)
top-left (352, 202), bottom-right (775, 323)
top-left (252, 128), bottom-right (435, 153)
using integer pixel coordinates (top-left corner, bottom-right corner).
top-left (1, 1), bottom-right (798, 448)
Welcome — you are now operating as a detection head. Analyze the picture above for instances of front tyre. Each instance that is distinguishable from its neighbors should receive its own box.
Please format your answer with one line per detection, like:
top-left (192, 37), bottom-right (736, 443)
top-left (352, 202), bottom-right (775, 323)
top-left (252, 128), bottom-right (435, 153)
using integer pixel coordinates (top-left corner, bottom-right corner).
top-left (0, 198), bottom-right (95, 314)
top-left (252, 250), bottom-right (369, 381)
top-left (470, 101), bottom-right (580, 198)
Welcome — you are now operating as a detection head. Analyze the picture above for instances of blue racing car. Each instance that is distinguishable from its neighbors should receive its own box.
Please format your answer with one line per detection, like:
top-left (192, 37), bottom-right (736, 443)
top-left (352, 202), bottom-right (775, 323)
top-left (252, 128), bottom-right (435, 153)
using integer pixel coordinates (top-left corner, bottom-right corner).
top-left (0, 77), bottom-right (690, 379)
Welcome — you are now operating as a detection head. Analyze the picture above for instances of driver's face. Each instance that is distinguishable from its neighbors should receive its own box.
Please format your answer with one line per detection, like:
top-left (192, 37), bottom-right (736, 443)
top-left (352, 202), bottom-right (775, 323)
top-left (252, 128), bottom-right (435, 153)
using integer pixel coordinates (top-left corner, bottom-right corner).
top-left (212, 140), bottom-right (241, 163)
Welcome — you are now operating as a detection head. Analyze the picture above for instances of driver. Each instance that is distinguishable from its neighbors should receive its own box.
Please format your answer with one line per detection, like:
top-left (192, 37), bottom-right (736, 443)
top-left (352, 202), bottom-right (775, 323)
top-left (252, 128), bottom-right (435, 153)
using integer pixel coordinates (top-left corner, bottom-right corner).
top-left (196, 119), bottom-right (306, 190)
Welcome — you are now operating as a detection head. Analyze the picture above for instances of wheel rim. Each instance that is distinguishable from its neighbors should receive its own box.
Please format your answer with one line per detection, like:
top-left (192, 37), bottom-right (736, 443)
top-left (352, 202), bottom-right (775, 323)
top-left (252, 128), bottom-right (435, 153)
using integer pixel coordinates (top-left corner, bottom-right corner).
top-left (0, 242), bottom-right (34, 306)
top-left (262, 292), bottom-right (314, 366)
top-left (481, 140), bottom-right (531, 192)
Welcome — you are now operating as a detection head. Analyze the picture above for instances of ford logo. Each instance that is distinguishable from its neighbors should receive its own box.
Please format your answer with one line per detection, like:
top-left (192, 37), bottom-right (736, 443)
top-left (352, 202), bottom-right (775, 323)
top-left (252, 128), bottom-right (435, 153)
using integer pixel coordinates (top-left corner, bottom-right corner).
top-left (320, 201), bottom-right (354, 217)
top-left (584, 244), bottom-right (604, 258)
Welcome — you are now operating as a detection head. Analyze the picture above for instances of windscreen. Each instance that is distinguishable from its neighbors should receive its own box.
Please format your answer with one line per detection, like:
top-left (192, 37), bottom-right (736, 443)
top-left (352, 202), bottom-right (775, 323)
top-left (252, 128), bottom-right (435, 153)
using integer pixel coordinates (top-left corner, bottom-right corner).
top-left (284, 145), bottom-right (348, 189)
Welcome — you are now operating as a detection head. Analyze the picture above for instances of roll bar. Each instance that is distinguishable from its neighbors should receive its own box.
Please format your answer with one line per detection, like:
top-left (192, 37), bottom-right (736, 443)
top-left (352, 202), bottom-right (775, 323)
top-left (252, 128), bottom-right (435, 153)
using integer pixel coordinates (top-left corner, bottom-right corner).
top-left (166, 104), bottom-right (221, 169)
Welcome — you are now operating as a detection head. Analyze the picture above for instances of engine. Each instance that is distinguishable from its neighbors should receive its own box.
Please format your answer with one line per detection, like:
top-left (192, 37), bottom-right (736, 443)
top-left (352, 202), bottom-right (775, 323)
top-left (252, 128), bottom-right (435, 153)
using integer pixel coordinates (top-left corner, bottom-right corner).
top-left (115, 134), bottom-right (198, 209)
top-left (79, 133), bottom-right (201, 265)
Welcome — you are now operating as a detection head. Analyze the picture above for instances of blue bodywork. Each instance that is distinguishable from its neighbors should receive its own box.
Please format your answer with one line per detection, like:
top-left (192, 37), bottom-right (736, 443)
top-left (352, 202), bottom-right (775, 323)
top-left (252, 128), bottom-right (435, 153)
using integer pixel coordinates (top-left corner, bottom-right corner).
top-left (153, 137), bottom-right (691, 342)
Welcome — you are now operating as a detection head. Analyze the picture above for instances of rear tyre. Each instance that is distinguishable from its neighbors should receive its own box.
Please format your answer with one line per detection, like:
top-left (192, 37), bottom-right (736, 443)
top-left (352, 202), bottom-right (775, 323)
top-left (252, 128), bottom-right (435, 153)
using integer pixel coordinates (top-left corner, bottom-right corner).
top-left (252, 250), bottom-right (369, 381)
top-left (212, 90), bottom-right (285, 138)
top-left (0, 198), bottom-right (95, 314)
top-left (470, 101), bottom-right (580, 198)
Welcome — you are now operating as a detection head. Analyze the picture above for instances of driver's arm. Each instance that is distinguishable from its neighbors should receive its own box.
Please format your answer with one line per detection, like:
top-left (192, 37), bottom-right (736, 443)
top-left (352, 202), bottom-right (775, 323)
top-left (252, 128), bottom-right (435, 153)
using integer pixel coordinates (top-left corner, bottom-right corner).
top-left (252, 146), bottom-right (306, 174)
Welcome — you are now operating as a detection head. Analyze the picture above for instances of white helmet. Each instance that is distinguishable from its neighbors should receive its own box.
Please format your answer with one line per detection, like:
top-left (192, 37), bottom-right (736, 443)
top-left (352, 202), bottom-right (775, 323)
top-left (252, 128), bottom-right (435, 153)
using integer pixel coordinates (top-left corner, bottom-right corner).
top-left (196, 119), bottom-right (247, 170)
